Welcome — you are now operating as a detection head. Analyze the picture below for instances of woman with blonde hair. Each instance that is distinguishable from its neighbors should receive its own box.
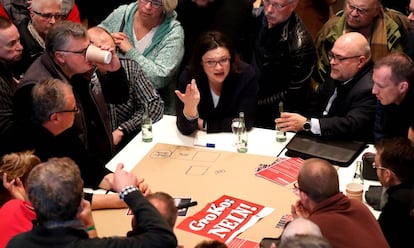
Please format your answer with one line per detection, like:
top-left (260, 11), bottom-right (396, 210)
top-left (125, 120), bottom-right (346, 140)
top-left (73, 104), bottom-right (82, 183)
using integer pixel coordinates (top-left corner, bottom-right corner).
top-left (99, 0), bottom-right (184, 115)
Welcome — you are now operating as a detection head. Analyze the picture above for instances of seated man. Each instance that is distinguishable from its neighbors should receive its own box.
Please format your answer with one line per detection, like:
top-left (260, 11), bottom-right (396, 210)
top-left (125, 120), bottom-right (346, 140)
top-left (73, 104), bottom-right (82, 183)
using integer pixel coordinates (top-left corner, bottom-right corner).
top-left (374, 137), bottom-right (414, 248)
top-left (291, 158), bottom-right (389, 248)
top-left (13, 20), bottom-right (130, 165)
top-left (315, 0), bottom-right (408, 84)
top-left (23, 78), bottom-right (110, 189)
top-left (147, 192), bottom-right (178, 229)
top-left (372, 52), bottom-right (414, 141)
top-left (87, 26), bottom-right (164, 149)
top-left (276, 32), bottom-right (376, 141)
top-left (6, 159), bottom-right (177, 247)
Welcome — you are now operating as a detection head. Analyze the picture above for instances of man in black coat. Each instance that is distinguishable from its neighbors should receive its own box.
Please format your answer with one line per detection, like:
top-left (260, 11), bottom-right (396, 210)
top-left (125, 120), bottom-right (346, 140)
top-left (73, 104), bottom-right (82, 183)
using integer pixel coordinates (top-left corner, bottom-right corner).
top-left (251, 0), bottom-right (316, 129)
top-left (276, 32), bottom-right (376, 142)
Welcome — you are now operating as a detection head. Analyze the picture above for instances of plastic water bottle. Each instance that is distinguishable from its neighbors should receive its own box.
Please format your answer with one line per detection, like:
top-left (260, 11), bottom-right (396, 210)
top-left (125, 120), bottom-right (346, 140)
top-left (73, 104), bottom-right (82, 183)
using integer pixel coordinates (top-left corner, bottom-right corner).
top-left (236, 112), bottom-right (248, 153)
top-left (141, 104), bottom-right (153, 142)
top-left (276, 101), bottom-right (287, 142)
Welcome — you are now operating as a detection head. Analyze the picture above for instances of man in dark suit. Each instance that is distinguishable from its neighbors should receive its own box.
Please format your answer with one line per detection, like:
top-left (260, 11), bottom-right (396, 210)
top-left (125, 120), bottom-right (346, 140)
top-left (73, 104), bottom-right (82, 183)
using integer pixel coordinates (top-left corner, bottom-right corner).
top-left (275, 32), bottom-right (376, 142)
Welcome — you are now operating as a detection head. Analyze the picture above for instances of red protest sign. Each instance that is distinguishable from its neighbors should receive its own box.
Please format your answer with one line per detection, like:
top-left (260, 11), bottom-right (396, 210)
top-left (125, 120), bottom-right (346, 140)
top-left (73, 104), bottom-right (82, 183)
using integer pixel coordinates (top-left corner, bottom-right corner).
top-left (177, 195), bottom-right (273, 243)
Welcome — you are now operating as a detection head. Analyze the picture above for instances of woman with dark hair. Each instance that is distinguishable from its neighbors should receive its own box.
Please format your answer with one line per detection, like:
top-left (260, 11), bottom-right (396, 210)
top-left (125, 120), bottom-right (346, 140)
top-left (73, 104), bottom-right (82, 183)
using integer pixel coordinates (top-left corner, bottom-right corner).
top-left (175, 31), bottom-right (258, 135)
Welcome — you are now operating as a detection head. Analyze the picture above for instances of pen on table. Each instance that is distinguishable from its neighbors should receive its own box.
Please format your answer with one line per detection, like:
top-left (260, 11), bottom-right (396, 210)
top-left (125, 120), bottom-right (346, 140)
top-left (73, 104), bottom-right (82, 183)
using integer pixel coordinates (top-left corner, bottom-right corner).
top-left (177, 201), bottom-right (198, 210)
top-left (194, 143), bottom-right (216, 148)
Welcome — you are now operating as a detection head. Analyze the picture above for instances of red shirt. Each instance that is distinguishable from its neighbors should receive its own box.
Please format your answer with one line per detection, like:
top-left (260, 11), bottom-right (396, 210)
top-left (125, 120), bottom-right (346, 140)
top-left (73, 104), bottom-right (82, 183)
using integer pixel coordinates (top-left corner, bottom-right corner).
top-left (0, 199), bottom-right (36, 248)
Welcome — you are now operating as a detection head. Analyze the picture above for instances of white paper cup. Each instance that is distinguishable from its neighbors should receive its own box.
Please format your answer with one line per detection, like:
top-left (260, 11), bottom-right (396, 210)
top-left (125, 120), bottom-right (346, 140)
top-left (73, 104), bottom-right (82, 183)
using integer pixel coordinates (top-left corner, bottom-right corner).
top-left (346, 183), bottom-right (364, 201)
top-left (86, 44), bottom-right (112, 64)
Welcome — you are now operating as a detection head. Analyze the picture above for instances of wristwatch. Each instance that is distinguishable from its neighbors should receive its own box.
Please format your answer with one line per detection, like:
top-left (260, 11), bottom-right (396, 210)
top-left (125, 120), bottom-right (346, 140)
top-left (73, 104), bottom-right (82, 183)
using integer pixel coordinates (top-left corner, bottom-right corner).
top-left (303, 118), bottom-right (311, 131)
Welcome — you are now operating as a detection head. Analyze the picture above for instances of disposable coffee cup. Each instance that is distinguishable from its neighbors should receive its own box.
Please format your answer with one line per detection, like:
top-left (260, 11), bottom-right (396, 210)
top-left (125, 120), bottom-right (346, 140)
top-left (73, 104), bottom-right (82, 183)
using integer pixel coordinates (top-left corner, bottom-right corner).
top-left (346, 183), bottom-right (364, 201)
top-left (86, 44), bottom-right (112, 64)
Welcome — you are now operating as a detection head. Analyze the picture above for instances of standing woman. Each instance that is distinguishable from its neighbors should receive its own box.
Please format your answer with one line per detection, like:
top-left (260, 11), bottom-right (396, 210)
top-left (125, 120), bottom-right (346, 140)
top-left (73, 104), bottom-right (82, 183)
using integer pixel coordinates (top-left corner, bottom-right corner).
top-left (175, 31), bottom-right (258, 135)
top-left (99, 0), bottom-right (184, 115)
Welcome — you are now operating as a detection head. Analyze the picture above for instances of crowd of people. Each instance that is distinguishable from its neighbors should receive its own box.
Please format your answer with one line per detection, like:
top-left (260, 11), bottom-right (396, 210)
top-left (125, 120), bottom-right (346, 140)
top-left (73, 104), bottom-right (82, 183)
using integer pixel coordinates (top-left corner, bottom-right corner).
top-left (0, 0), bottom-right (414, 247)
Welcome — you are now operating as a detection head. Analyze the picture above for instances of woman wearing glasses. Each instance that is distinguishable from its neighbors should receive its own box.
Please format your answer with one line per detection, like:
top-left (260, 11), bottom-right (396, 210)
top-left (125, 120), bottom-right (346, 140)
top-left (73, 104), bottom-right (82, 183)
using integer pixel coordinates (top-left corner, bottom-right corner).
top-left (99, 0), bottom-right (184, 115)
top-left (175, 31), bottom-right (259, 135)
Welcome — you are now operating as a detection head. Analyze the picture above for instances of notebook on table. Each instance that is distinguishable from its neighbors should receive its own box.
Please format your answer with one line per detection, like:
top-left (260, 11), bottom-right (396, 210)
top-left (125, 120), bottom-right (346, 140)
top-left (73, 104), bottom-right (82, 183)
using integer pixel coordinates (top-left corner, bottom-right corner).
top-left (285, 133), bottom-right (367, 167)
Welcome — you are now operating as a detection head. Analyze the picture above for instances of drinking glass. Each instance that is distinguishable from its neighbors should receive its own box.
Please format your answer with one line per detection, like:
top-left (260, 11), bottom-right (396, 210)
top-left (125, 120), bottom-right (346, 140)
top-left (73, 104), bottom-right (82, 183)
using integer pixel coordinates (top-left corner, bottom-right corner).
top-left (231, 118), bottom-right (241, 146)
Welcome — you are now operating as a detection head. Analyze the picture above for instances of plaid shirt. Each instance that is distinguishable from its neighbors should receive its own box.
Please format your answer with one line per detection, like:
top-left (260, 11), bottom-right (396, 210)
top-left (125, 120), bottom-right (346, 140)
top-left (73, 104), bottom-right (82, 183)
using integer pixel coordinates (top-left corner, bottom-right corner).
top-left (108, 58), bottom-right (164, 135)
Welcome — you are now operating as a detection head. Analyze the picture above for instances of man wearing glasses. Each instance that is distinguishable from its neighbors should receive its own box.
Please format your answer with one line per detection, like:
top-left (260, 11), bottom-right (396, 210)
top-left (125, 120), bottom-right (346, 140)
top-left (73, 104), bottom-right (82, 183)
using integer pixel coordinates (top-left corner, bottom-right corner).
top-left (291, 158), bottom-right (389, 248)
top-left (251, 0), bottom-right (316, 129)
top-left (314, 0), bottom-right (408, 85)
top-left (15, 0), bottom-right (65, 77)
top-left (13, 21), bottom-right (129, 176)
top-left (276, 32), bottom-right (376, 142)
top-left (373, 137), bottom-right (414, 248)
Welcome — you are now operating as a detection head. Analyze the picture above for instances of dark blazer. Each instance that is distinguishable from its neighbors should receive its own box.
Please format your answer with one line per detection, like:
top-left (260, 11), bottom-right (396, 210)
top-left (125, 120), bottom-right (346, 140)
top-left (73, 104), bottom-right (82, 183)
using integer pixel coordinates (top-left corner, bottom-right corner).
top-left (308, 62), bottom-right (376, 141)
top-left (176, 61), bottom-right (258, 135)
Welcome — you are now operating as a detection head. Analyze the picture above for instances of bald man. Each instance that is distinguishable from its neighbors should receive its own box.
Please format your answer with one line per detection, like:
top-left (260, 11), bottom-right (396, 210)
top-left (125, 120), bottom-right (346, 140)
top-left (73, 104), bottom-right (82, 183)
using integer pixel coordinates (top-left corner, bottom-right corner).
top-left (276, 32), bottom-right (377, 141)
top-left (291, 158), bottom-right (389, 248)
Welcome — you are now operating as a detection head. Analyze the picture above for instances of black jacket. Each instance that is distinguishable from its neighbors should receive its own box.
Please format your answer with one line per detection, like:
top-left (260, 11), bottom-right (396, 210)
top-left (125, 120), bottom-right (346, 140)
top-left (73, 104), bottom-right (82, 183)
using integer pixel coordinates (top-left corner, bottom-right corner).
top-left (308, 62), bottom-right (376, 141)
top-left (176, 61), bottom-right (258, 135)
top-left (0, 60), bottom-right (17, 156)
top-left (251, 12), bottom-right (316, 129)
top-left (378, 182), bottom-right (414, 248)
top-left (7, 191), bottom-right (178, 248)
top-left (13, 124), bottom-right (110, 188)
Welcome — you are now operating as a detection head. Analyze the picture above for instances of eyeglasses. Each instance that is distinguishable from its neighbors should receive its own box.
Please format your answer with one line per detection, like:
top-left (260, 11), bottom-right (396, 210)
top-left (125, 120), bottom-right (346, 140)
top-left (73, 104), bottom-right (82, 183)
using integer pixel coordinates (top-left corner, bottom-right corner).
top-left (139, 0), bottom-right (163, 8)
top-left (50, 105), bottom-right (79, 118)
top-left (293, 182), bottom-right (305, 194)
top-left (32, 10), bottom-right (65, 20)
top-left (263, 0), bottom-right (294, 10)
top-left (346, 1), bottom-right (376, 16)
top-left (203, 57), bottom-right (230, 68)
top-left (56, 45), bottom-right (90, 57)
top-left (372, 162), bottom-right (387, 171)
top-left (328, 51), bottom-right (362, 62)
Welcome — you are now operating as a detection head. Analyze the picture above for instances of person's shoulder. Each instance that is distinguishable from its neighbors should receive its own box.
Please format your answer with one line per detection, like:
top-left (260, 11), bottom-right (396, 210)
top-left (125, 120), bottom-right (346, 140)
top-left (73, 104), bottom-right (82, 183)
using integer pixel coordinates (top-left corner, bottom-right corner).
top-left (318, 11), bottom-right (343, 37)
top-left (237, 61), bottom-right (255, 75)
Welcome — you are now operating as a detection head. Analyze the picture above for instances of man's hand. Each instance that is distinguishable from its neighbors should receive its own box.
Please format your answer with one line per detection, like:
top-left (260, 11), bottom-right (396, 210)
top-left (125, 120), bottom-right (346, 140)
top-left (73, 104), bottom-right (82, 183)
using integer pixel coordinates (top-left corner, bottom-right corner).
top-left (77, 199), bottom-right (97, 238)
top-left (94, 44), bottom-right (121, 72)
top-left (2, 173), bottom-right (26, 200)
top-left (275, 112), bottom-right (307, 132)
top-left (112, 163), bottom-right (138, 193)
top-left (137, 178), bottom-right (151, 196)
top-left (112, 129), bottom-right (124, 146)
top-left (291, 200), bottom-right (310, 218)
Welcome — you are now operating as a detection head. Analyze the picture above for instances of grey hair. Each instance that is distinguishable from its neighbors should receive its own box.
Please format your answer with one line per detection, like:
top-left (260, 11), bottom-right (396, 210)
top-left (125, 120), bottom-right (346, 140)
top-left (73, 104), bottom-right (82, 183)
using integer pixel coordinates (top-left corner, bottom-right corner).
top-left (32, 78), bottom-right (72, 123)
top-left (46, 20), bottom-right (87, 53)
top-left (31, 0), bottom-right (63, 12)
